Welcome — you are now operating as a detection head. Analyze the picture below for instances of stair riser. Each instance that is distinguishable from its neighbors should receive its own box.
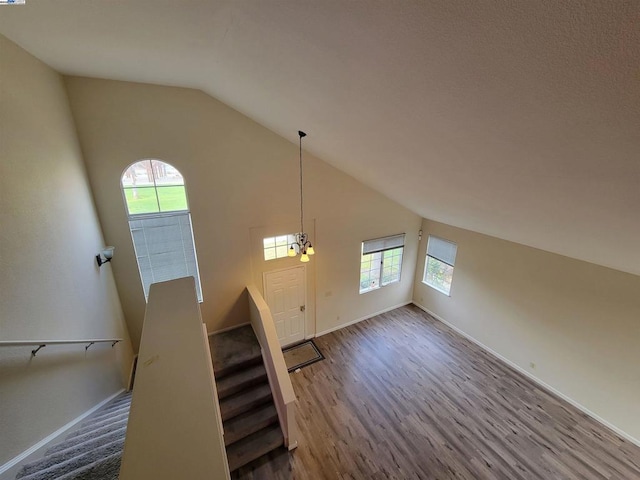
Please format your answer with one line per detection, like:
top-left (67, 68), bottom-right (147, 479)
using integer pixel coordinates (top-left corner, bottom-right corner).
top-left (224, 411), bottom-right (279, 446)
top-left (226, 425), bottom-right (284, 472)
top-left (214, 355), bottom-right (264, 380)
top-left (86, 405), bottom-right (130, 424)
top-left (218, 374), bottom-right (269, 400)
top-left (221, 394), bottom-right (273, 421)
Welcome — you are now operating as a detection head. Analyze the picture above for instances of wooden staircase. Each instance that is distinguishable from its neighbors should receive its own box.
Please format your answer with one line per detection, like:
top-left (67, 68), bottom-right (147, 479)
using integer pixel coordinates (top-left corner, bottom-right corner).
top-left (209, 325), bottom-right (285, 472)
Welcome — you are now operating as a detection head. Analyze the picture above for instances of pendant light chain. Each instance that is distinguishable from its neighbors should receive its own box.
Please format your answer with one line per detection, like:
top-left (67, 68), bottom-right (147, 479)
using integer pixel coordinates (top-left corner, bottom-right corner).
top-left (288, 130), bottom-right (314, 261)
top-left (299, 132), bottom-right (304, 234)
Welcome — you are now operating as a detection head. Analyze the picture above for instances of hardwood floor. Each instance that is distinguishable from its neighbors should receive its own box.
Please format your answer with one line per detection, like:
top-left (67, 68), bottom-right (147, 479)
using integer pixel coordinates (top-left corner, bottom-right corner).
top-left (233, 305), bottom-right (640, 479)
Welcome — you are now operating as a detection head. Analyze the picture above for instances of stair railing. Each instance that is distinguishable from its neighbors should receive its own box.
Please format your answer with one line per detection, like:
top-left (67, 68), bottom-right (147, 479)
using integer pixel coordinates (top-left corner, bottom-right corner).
top-left (0, 339), bottom-right (122, 357)
top-left (247, 285), bottom-right (298, 450)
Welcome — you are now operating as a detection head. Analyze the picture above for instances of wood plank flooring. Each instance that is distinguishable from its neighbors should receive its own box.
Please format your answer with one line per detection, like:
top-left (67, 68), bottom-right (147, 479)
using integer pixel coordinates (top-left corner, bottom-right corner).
top-left (233, 305), bottom-right (640, 479)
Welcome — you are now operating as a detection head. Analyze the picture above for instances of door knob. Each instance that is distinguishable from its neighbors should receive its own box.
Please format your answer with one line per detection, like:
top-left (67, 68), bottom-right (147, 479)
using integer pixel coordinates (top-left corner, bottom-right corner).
top-left (300, 305), bottom-right (306, 312)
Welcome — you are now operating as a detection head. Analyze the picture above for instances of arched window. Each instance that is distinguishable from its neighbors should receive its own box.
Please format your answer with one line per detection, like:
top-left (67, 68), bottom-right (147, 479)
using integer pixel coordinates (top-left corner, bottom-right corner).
top-left (121, 159), bottom-right (202, 302)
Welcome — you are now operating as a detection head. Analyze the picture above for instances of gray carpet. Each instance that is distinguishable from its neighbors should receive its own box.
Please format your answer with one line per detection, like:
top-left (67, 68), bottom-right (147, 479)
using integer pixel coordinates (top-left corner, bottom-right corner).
top-left (15, 392), bottom-right (131, 480)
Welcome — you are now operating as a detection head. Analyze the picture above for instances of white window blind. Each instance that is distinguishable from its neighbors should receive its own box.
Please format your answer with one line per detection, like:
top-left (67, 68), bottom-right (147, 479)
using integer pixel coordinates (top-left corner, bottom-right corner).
top-left (129, 213), bottom-right (203, 301)
top-left (427, 236), bottom-right (457, 266)
top-left (360, 233), bottom-right (405, 294)
top-left (362, 233), bottom-right (405, 255)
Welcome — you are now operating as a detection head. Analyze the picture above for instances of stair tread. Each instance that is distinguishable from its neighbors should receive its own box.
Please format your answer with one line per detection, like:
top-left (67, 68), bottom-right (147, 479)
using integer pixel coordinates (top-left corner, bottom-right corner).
top-left (217, 363), bottom-right (268, 399)
top-left (220, 383), bottom-right (273, 421)
top-left (210, 325), bottom-right (262, 377)
top-left (226, 424), bottom-right (284, 472)
top-left (224, 402), bottom-right (279, 446)
top-left (72, 411), bottom-right (129, 438)
top-left (84, 404), bottom-right (130, 425)
top-left (214, 353), bottom-right (263, 379)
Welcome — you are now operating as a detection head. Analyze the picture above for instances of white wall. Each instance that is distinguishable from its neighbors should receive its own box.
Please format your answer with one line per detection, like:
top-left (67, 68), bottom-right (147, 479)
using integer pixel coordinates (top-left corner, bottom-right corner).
top-left (64, 77), bottom-right (421, 349)
top-left (0, 35), bottom-right (133, 465)
top-left (413, 219), bottom-right (640, 442)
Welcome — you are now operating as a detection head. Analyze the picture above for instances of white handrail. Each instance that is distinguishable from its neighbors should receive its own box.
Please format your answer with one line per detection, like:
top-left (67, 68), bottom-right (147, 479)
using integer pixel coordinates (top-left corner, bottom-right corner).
top-left (0, 339), bottom-right (122, 356)
top-left (247, 285), bottom-right (298, 450)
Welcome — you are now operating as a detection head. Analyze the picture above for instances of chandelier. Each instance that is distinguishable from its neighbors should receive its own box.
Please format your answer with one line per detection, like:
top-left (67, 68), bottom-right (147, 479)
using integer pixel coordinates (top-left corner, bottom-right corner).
top-left (288, 131), bottom-right (315, 262)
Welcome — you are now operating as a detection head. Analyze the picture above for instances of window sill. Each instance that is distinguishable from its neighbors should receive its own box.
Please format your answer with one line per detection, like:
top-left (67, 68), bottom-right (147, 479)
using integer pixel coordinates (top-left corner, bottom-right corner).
top-left (422, 280), bottom-right (451, 297)
top-left (359, 287), bottom-right (380, 295)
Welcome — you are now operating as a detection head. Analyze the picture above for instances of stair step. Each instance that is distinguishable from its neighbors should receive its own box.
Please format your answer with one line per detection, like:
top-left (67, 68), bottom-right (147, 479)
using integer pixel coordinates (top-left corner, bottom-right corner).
top-left (215, 353), bottom-right (263, 379)
top-left (84, 404), bottom-right (130, 425)
top-left (209, 325), bottom-right (263, 378)
top-left (71, 411), bottom-right (129, 438)
top-left (217, 363), bottom-right (268, 399)
top-left (45, 426), bottom-right (127, 459)
top-left (220, 383), bottom-right (273, 421)
top-left (226, 424), bottom-right (284, 472)
top-left (93, 394), bottom-right (132, 416)
top-left (48, 420), bottom-right (128, 455)
top-left (224, 403), bottom-right (279, 446)
top-left (66, 417), bottom-right (128, 440)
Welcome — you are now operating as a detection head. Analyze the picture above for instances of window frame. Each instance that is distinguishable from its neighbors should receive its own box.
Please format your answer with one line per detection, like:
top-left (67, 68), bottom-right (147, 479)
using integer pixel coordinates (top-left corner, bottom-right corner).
top-left (121, 159), bottom-right (203, 303)
top-left (422, 235), bottom-right (457, 296)
top-left (121, 160), bottom-right (190, 216)
top-left (359, 234), bottom-right (405, 294)
top-left (263, 233), bottom-right (297, 261)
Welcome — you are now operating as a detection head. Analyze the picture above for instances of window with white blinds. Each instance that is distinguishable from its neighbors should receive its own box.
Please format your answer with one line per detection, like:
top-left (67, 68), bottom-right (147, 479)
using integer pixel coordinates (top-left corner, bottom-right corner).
top-left (129, 214), bottom-right (202, 301)
top-left (360, 233), bottom-right (405, 294)
top-left (121, 160), bottom-right (203, 302)
top-left (423, 235), bottom-right (457, 295)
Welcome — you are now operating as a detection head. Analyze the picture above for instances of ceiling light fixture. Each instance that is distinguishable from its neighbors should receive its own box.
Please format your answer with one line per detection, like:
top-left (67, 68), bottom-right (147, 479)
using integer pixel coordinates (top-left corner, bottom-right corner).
top-left (288, 131), bottom-right (315, 262)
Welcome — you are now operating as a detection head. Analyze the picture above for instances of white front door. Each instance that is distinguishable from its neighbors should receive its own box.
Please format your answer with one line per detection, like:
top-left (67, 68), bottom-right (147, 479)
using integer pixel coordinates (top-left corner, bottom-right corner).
top-left (264, 266), bottom-right (305, 347)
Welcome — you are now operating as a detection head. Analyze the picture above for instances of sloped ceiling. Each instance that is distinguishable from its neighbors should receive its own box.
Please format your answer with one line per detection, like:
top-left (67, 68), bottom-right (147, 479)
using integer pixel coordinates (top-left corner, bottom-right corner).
top-left (1, 1), bottom-right (638, 275)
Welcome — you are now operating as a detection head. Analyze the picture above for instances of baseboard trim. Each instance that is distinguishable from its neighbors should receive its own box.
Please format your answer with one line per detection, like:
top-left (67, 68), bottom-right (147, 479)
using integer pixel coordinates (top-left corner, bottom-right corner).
top-left (412, 302), bottom-right (640, 449)
top-left (316, 301), bottom-right (412, 337)
top-left (0, 388), bottom-right (126, 475)
top-left (207, 322), bottom-right (250, 336)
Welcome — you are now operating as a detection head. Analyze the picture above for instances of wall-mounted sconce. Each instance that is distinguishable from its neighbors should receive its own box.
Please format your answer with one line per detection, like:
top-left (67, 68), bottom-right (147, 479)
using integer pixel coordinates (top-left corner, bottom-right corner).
top-left (96, 246), bottom-right (115, 267)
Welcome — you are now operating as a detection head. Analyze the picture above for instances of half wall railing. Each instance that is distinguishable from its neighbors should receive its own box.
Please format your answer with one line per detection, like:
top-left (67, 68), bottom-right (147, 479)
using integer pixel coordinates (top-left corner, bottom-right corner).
top-left (119, 277), bottom-right (230, 480)
top-left (247, 285), bottom-right (298, 450)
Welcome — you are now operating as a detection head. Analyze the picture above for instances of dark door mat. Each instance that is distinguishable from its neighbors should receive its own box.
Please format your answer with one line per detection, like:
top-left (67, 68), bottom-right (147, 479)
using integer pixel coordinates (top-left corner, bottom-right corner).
top-left (282, 340), bottom-right (324, 372)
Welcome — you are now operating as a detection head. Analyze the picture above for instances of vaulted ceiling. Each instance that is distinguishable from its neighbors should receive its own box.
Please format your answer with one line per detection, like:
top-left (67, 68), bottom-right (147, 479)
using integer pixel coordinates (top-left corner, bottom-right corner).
top-left (1, 1), bottom-right (638, 275)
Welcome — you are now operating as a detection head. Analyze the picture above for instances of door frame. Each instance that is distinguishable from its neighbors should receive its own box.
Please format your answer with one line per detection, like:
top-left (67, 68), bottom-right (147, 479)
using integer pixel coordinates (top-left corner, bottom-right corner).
top-left (262, 264), bottom-right (307, 345)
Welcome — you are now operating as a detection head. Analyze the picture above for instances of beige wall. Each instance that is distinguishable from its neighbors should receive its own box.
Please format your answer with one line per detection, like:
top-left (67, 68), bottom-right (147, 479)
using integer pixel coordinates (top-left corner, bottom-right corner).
top-left (64, 77), bottom-right (421, 349)
top-left (0, 36), bottom-right (133, 465)
top-left (413, 219), bottom-right (640, 442)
